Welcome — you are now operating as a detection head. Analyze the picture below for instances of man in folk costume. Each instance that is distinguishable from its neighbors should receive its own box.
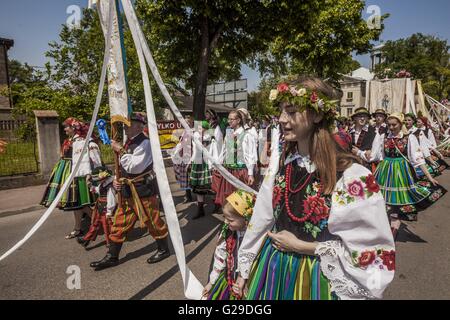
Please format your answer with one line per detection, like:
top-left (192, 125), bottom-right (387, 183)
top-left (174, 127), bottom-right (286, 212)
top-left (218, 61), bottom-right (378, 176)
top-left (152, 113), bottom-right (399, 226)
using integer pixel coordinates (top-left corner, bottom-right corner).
top-left (349, 107), bottom-right (377, 169)
top-left (90, 112), bottom-right (170, 270)
top-left (372, 109), bottom-right (388, 136)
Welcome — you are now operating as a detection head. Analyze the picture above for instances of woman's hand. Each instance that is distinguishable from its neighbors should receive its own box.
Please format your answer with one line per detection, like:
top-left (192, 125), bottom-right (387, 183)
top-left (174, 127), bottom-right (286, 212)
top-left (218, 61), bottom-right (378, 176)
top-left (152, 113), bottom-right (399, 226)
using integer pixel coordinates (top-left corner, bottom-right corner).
top-left (234, 275), bottom-right (247, 298)
top-left (247, 175), bottom-right (255, 186)
top-left (268, 230), bottom-right (318, 255)
top-left (113, 179), bottom-right (124, 191)
top-left (428, 177), bottom-right (439, 186)
top-left (202, 283), bottom-right (213, 298)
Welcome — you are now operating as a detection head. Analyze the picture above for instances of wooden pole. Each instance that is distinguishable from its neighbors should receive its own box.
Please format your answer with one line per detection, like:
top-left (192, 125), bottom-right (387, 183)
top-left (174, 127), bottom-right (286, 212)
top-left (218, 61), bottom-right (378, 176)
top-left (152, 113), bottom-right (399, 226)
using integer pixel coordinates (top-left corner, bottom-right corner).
top-left (112, 122), bottom-right (123, 208)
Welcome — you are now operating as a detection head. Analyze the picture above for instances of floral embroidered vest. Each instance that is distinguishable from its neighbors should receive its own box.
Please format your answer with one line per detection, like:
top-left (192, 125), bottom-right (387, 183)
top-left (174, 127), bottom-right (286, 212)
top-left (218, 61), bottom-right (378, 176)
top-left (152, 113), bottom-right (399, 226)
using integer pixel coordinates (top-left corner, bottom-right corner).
top-left (384, 135), bottom-right (409, 159)
top-left (272, 161), bottom-right (339, 243)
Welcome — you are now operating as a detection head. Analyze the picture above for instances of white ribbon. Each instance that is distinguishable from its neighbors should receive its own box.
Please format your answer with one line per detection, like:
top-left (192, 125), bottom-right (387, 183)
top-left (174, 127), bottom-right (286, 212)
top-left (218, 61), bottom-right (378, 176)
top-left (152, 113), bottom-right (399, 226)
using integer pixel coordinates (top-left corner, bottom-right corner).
top-left (0, 0), bottom-right (115, 262)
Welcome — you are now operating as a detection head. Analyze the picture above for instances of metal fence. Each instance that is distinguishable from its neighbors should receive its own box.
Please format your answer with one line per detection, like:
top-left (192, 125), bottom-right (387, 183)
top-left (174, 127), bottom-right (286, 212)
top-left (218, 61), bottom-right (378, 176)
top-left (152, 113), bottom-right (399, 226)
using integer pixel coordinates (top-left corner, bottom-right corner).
top-left (0, 136), bottom-right (39, 177)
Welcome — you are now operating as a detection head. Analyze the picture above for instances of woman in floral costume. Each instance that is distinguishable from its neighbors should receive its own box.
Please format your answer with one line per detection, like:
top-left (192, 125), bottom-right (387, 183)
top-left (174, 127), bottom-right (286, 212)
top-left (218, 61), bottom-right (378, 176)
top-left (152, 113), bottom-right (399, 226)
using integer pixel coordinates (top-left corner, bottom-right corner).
top-left (40, 117), bottom-right (102, 239)
top-left (370, 113), bottom-right (447, 222)
top-left (235, 77), bottom-right (396, 300)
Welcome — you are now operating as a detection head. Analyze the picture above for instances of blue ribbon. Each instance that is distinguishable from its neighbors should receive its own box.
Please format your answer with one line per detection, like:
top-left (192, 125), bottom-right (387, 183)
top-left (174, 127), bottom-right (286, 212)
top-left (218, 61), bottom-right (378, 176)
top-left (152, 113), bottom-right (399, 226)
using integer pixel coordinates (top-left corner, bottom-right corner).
top-left (96, 119), bottom-right (111, 145)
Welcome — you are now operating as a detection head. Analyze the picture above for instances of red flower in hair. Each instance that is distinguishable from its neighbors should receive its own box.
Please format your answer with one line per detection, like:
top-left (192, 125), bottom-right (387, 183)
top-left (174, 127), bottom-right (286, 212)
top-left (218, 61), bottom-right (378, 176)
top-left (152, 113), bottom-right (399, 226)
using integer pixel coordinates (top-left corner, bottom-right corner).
top-left (277, 83), bottom-right (289, 93)
top-left (310, 91), bottom-right (319, 103)
top-left (365, 174), bottom-right (380, 193)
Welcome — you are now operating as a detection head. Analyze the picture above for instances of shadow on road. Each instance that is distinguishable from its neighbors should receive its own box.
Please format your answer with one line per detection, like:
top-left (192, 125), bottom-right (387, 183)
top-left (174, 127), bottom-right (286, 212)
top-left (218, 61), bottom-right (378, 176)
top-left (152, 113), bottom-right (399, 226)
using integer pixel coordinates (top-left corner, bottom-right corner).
top-left (396, 223), bottom-right (427, 243)
top-left (128, 224), bottom-right (220, 300)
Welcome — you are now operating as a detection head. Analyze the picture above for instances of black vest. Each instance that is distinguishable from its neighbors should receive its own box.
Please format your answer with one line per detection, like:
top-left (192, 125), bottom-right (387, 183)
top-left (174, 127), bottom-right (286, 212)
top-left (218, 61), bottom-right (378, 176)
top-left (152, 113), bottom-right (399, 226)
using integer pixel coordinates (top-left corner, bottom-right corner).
top-left (352, 126), bottom-right (376, 151)
top-left (120, 133), bottom-right (157, 198)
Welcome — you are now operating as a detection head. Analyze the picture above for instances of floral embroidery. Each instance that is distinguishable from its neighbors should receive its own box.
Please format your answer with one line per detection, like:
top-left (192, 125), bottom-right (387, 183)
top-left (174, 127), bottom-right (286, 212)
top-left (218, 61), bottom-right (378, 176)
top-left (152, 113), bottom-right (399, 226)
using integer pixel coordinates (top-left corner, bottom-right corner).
top-left (303, 195), bottom-right (330, 224)
top-left (352, 249), bottom-right (396, 271)
top-left (380, 250), bottom-right (396, 271)
top-left (400, 205), bottom-right (416, 213)
top-left (272, 168), bottom-right (331, 239)
top-left (365, 174), bottom-right (380, 193)
top-left (417, 180), bottom-right (431, 188)
top-left (333, 174), bottom-right (380, 206)
top-left (429, 189), bottom-right (443, 202)
top-left (347, 180), bottom-right (365, 198)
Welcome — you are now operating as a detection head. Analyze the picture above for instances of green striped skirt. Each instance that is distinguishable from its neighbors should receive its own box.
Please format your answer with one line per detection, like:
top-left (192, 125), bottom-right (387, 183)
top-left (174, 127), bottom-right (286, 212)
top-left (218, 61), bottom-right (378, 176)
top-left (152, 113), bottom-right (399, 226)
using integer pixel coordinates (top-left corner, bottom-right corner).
top-left (189, 163), bottom-right (211, 194)
top-left (245, 237), bottom-right (335, 300)
top-left (374, 157), bottom-right (432, 215)
top-left (40, 158), bottom-right (94, 211)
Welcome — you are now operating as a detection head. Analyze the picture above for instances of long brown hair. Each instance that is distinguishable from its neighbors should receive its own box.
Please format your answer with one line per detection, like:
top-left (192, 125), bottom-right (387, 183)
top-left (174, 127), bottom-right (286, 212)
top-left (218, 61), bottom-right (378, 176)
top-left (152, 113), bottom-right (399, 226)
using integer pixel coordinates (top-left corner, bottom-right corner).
top-left (281, 76), bottom-right (359, 194)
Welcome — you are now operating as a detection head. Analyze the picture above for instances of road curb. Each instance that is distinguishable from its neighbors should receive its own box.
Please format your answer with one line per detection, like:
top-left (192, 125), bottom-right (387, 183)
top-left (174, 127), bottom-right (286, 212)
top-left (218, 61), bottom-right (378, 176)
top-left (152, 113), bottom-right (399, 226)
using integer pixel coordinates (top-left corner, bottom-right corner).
top-left (0, 205), bottom-right (43, 219)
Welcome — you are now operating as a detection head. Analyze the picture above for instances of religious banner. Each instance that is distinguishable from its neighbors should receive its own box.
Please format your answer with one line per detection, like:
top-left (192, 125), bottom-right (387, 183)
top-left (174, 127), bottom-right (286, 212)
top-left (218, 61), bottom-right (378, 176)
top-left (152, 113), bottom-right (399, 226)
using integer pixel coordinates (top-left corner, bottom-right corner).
top-left (96, 0), bottom-right (132, 125)
top-left (368, 79), bottom-right (408, 114)
top-left (157, 120), bottom-right (183, 149)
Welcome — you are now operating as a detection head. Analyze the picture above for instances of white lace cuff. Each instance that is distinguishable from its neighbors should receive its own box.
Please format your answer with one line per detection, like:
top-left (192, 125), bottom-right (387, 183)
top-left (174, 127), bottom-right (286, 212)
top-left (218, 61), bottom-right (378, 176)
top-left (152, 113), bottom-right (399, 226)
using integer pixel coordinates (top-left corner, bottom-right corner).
top-left (315, 241), bottom-right (375, 300)
top-left (237, 252), bottom-right (257, 280)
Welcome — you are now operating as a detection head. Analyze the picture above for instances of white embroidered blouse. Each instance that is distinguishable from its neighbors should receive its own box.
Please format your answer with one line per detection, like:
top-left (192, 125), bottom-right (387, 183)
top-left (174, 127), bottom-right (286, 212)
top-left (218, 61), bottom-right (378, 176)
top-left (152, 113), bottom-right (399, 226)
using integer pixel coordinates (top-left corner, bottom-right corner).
top-left (71, 135), bottom-right (102, 177)
top-left (237, 130), bottom-right (395, 300)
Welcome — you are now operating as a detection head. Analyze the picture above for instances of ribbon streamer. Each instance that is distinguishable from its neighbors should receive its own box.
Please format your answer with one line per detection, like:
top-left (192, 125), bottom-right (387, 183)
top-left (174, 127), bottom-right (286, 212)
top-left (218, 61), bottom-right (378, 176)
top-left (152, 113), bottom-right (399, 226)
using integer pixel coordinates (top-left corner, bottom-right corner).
top-left (0, 0), bottom-right (115, 263)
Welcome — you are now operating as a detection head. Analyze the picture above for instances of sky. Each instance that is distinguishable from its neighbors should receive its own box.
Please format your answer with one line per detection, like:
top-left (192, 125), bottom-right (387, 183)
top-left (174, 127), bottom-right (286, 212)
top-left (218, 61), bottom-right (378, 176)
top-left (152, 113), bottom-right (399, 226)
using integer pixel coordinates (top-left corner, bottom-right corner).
top-left (1, 0), bottom-right (449, 92)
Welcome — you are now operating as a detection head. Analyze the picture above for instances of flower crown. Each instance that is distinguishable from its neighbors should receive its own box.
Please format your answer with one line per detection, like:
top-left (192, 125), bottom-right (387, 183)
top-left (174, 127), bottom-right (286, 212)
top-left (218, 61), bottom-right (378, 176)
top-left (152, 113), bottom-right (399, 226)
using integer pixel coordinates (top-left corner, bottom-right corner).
top-left (269, 83), bottom-right (338, 128)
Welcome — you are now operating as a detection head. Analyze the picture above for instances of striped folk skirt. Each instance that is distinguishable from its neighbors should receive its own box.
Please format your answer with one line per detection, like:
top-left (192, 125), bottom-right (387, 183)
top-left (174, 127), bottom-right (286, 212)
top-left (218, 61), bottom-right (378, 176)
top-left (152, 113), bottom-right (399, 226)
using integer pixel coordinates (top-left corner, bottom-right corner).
top-left (207, 272), bottom-right (238, 300)
top-left (374, 157), bottom-right (446, 215)
top-left (245, 237), bottom-right (334, 300)
top-left (173, 163), bottom-right (191, 190)
top-left (40, 158), bottom-right (94, 211)
top-left (189, 163), bottom-right (212, 195)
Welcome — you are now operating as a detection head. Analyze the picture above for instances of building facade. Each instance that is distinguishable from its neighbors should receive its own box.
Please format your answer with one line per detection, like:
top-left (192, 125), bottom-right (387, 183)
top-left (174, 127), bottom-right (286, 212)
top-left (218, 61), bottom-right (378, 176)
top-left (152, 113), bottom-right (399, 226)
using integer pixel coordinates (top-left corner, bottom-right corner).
top-left (339, 68), bottom-right (374, 118)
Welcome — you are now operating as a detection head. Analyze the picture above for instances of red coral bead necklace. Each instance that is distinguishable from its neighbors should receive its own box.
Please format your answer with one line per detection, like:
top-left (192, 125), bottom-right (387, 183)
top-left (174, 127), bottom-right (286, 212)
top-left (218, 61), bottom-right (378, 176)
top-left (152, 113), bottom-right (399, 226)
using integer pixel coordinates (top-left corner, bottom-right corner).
top-left (284, 163), bottom-right (313, 223)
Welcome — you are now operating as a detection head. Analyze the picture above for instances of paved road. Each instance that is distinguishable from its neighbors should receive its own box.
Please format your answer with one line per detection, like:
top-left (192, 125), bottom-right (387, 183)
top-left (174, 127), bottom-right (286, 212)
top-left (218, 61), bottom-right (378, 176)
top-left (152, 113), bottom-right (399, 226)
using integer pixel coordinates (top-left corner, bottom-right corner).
top-left (0, 168), bottom-right (449, 300)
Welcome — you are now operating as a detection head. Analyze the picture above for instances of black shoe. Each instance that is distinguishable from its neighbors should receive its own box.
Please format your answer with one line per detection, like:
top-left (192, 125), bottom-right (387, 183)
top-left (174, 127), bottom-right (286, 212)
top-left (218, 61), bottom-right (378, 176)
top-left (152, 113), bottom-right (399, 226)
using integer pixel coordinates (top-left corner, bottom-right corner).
top-left (90, 253), bottom-right (119, 270)
top-left (147, 238), bottom-right (170, 264)
top-left (147, 250), bottom-right (170, 264)
top-left (192, 203), bottom-right (205, 220)
top-left (184, 190), bottom-right (193, 203)
top-left (76, 236), bottom-right (90, 249)
top-left (90, 242), bottom-right (122, 270)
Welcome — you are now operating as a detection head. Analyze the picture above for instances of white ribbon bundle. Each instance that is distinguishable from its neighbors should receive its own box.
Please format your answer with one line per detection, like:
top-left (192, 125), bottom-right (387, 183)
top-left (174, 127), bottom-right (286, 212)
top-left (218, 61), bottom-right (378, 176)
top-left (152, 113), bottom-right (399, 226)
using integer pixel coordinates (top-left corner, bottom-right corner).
top-left (0, 2), bottom-right (115, 262)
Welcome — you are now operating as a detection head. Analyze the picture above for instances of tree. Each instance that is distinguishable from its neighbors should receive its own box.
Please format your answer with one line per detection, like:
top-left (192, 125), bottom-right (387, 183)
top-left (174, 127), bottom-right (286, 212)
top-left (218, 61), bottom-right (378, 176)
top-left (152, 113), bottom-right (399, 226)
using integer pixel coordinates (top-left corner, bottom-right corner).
top-left (11, 8), bottom-right (168, 128)
top-left (256, 0), bottom-right (387, 81)
top-left (374, 33), bottom-right (450, 100)
top-left (135, 0), bottom-right (289, 120)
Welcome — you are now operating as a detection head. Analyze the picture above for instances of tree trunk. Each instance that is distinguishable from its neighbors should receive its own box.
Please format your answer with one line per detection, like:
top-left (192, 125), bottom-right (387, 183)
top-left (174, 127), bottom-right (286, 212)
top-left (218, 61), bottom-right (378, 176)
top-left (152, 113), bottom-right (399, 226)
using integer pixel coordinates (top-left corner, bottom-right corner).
top-left (193, 15), bottom-right (210, 121)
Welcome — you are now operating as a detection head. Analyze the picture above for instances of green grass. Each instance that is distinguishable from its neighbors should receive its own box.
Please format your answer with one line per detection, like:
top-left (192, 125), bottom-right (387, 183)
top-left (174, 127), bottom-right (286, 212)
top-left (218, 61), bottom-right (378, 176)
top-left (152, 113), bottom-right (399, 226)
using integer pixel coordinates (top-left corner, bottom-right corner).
top-left (0, 141), bottom-right (39, 176)
top-left (0, 141), bottom-right (117, 177)
top-left (99, 144), bottom-right (115, 165)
